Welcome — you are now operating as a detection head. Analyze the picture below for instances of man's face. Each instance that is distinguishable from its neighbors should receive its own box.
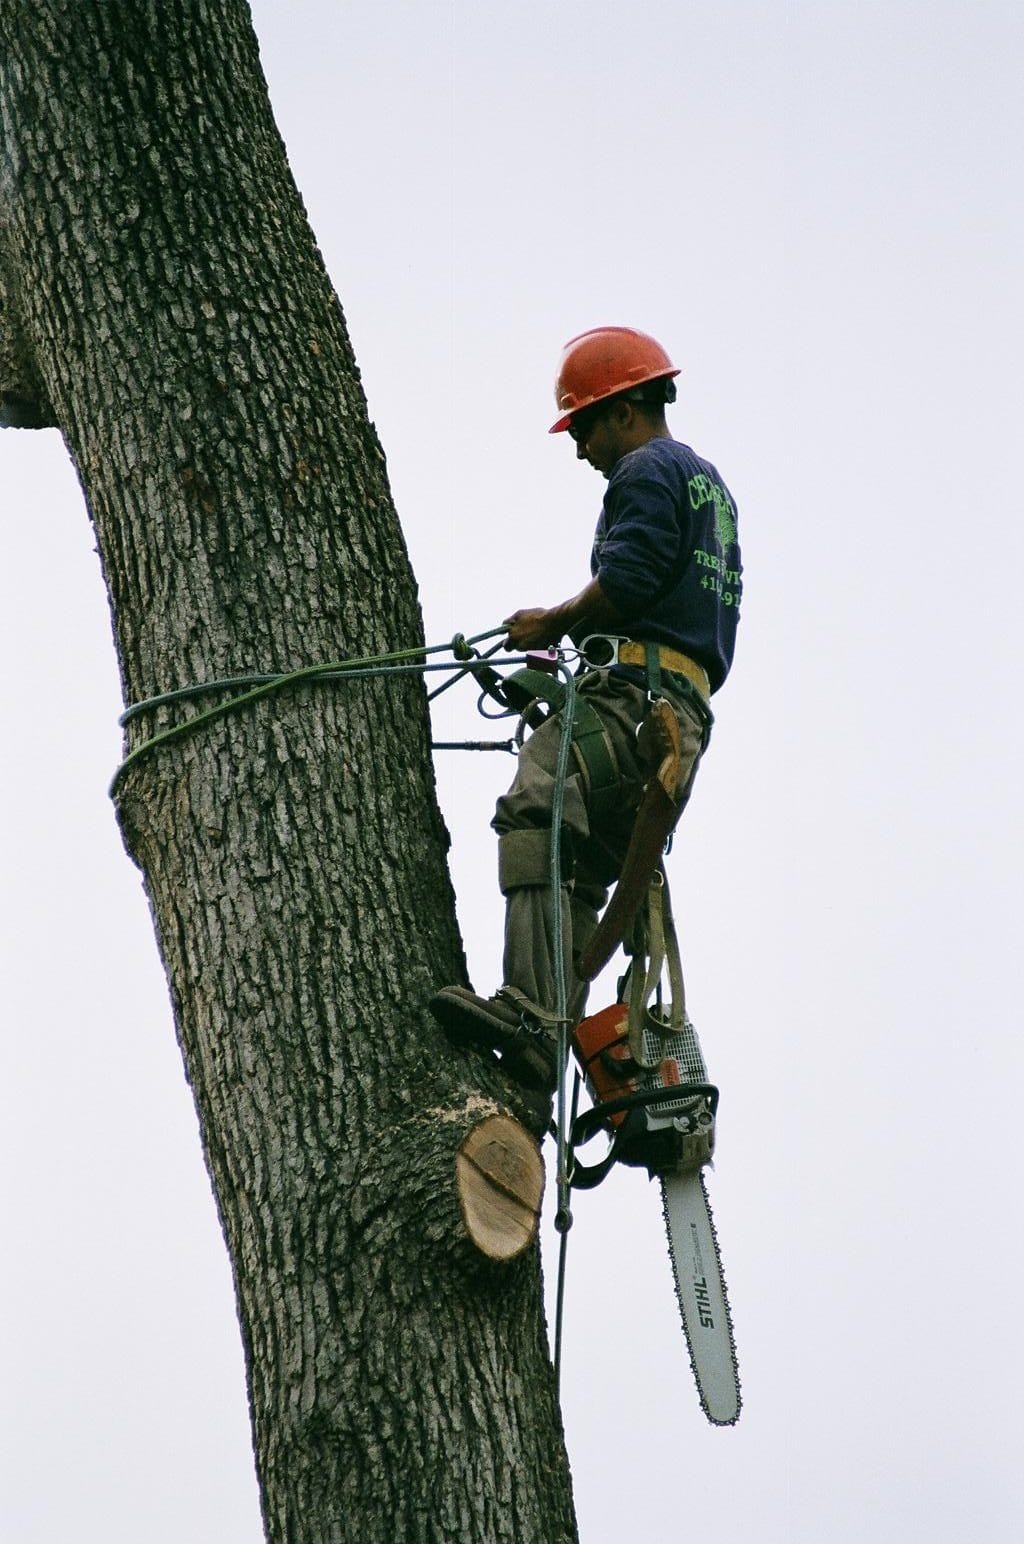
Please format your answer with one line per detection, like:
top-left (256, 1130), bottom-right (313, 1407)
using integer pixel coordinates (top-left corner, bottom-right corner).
top-left (567, 402), bottom-right (624, 478)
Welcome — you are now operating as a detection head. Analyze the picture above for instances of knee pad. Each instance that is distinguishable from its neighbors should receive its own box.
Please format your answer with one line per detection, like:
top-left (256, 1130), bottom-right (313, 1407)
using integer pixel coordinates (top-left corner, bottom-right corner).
top-left (498, 829), bottom-right (572, 894)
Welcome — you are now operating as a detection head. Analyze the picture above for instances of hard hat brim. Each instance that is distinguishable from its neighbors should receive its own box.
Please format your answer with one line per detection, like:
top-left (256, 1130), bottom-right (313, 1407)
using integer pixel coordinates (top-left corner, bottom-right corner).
top-left (548, 366), bottom-right (681, 434)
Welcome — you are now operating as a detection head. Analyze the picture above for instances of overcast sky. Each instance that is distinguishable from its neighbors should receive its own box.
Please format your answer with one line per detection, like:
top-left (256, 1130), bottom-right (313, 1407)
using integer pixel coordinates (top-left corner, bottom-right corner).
top-left (2, 3), bottom-right (1022, 1541)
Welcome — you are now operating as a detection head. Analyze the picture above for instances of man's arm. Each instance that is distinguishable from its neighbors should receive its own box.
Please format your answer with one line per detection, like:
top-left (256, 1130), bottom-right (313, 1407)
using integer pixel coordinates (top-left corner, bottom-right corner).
top-left (504, 576), bottom-right (625, 651)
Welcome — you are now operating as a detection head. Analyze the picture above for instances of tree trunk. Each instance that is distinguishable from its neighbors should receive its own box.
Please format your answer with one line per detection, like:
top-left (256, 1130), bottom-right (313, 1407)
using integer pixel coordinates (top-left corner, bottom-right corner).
top-left (0, 3), bottom-right (577, 1539)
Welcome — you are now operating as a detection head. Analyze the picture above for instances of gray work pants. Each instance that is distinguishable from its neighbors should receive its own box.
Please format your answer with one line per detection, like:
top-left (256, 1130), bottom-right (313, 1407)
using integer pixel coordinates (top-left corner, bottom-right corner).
top-left (491, 669), bottom-right (706, 1021)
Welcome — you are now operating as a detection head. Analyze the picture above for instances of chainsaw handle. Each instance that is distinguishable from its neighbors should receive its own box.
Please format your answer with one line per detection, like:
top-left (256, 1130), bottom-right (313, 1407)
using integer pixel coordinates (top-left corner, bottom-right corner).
top-left (568, 1082), bottom-right (720, 1191)
top-left (565, 1140), bottom-right (620, 1191)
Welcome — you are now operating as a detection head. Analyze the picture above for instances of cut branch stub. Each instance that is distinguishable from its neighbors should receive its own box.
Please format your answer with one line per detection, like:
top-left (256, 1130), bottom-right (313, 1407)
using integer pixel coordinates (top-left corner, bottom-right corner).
top-left (456, 1113), bottom-right (545, 1261)
top-left (0, 269), bottom-right (57, 428)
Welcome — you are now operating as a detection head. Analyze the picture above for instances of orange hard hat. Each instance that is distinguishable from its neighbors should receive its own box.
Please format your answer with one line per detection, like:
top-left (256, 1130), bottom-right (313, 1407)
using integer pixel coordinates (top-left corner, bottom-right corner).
top-left (549, 326), bottom-right (680, 433)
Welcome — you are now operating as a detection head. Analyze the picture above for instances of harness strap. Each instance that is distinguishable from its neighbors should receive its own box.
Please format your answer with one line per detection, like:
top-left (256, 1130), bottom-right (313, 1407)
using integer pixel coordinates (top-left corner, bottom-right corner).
top-left (626, 870), bottom-right (687, 1067)
top-left (661, 873), bottom-right (687, 1028)
top-left (644, 639), bottom-right (663, 701)
top-left (503, 667), bottom-right (621, 818)
top-left (615, 639), bottom-right (711, 705)
top-left (498, 983), bottom-right (564, 1029)
top-left (627, 890), bottom-right (662, 1068)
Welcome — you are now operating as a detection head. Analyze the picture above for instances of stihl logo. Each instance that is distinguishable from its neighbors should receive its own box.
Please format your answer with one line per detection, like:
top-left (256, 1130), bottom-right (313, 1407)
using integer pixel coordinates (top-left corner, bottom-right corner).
top-left (694, 1276), bottom-right (715, 1328)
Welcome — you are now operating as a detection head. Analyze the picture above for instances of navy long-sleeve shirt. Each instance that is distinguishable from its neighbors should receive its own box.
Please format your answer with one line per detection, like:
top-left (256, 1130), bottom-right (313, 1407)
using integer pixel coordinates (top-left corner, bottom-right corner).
top-left (590, 437), bottom-right (741, 694)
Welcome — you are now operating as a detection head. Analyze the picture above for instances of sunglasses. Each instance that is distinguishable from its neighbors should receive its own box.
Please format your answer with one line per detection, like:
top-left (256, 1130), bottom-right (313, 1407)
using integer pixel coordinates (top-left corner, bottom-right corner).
top-left (567, 402), bottom-right (610, 444)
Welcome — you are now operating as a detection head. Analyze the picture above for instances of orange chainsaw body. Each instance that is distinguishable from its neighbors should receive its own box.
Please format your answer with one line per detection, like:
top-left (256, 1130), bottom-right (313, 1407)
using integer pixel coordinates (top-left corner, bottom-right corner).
top-left (572, 1002), bottom-right (684, 1126)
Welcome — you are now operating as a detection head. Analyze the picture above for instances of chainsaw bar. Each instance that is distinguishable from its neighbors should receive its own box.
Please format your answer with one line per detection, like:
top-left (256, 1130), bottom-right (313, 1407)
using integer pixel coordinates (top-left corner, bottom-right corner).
top-left (661, 1167), bottom-right (741, 1425)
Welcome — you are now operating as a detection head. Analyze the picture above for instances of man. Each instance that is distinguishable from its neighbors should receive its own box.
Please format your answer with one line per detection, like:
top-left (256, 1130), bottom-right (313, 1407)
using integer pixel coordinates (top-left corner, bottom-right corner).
top-left (431, 326), bottom-right (741, 1092)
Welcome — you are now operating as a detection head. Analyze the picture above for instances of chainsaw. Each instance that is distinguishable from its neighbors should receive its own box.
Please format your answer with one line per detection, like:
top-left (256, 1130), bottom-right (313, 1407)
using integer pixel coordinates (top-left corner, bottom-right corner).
top-left (569, 880), bottom-right (741, 1426)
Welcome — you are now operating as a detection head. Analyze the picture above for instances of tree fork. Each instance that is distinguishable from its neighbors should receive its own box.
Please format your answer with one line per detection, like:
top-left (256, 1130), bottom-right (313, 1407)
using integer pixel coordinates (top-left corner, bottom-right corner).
top-left (0, 3), bottom-right (577, 1539)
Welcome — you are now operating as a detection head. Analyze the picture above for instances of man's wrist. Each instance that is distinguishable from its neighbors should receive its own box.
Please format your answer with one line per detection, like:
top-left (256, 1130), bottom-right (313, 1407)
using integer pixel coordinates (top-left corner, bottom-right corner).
top-left (547, 600), bottom-right (578, 639)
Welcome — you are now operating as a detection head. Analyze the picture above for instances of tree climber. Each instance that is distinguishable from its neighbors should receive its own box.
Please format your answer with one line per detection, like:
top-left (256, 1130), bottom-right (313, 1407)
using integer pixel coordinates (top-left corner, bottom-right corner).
top-left (431, 326), bottom-right (741, 1092)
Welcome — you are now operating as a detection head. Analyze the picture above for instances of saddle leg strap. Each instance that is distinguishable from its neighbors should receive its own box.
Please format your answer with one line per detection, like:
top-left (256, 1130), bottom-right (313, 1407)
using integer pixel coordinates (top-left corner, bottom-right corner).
top-left (503, 665), bottom-right (623, 818)
top-left (569, 698), bottom-right (621, 817)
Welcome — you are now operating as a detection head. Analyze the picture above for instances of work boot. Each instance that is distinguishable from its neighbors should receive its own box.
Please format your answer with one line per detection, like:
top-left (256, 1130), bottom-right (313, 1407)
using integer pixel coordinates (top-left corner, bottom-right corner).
top-left (429, 985), bottom-right (559, 1093)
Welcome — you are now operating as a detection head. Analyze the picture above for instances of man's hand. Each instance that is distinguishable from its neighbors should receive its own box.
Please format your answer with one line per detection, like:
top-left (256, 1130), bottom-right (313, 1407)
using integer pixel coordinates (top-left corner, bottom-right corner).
top-left (503, 608), bottom-right (564, 651)
top-left (503, 578), bottom-right (624, 652)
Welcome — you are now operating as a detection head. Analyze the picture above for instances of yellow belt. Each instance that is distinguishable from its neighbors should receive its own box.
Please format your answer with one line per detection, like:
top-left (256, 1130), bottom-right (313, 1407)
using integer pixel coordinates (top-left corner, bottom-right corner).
top-left (617, 641), bottom-right (711, 703)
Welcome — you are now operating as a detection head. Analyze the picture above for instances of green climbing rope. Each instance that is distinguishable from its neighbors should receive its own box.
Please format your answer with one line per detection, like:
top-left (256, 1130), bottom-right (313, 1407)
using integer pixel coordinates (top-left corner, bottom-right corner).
top-left (110, 626), bottom-right (507, 797)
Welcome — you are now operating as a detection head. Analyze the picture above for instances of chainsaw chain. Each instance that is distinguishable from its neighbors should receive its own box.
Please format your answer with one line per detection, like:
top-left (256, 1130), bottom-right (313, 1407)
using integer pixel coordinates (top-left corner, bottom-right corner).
top-left (661, 1169), bottom-right (742, 1427)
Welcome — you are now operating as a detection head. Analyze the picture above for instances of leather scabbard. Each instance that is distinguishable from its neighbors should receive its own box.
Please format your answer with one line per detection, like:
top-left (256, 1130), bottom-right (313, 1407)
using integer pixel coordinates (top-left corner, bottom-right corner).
top-left (578, 700), bottom-right (685, 983)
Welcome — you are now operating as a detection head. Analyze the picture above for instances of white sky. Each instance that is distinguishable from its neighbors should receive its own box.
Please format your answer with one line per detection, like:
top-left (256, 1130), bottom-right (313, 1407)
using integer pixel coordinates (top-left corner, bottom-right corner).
top-left (2, 2), bottom-right (1022, 1540)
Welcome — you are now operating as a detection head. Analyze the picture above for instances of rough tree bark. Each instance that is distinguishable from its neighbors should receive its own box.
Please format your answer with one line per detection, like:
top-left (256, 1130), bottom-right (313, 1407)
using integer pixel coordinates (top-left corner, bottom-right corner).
top-left (0, 3), bottom-right (577, 1540)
